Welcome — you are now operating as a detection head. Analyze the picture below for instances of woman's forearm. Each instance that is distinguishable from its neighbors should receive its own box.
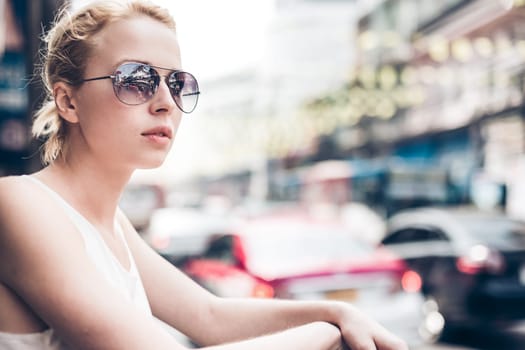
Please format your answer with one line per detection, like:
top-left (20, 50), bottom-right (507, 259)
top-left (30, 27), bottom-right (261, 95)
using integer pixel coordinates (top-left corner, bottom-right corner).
top-left (202, 321), bottom-right (344, 350)
top-left (194, 297), bottom-right (341, 345)
top-left (196, 297), bottom-right (407, 350)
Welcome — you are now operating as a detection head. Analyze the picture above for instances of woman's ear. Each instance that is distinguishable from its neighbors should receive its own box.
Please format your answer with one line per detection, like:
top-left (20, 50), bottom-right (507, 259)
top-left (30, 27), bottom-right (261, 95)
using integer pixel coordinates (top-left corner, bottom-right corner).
top-left (53, 82), bottom-right (79, 123)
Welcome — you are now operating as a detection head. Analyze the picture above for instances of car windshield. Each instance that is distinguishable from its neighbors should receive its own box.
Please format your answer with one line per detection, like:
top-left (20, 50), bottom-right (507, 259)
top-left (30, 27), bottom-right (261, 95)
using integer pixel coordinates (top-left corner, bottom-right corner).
top-left (241, 223), bottom-right (372, 277)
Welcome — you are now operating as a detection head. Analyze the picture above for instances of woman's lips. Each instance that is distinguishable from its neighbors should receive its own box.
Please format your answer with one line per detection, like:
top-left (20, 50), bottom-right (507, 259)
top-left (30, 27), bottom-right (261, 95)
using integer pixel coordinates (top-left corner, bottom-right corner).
top-left (141, 126), bottom-right (173, 145)
top-left (141, 126), bottom-right (173, 139)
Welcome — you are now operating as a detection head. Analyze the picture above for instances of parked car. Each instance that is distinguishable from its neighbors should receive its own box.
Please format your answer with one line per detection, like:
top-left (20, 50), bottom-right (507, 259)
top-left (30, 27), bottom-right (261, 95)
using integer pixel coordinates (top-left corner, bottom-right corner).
top-left (119, 183), bottom-right (165, 232)
top-left (381, 206), bottom-right (525, 342)
top-left (182, 214), bottom-right (425, 345)
top-left (144, 207), bottom-right (234, 265)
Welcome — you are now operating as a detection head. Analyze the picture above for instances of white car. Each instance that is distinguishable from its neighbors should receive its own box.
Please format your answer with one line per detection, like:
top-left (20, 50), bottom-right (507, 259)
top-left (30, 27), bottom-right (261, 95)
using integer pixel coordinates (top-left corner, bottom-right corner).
top-left (144, 207), bottom-right (235, 265)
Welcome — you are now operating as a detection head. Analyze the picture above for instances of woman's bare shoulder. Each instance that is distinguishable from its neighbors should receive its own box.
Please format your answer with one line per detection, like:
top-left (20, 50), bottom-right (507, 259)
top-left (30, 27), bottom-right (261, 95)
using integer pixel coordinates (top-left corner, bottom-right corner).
top-left (0, 174), bottom-right (26, 186)
top-left (0, 175), bottom-right (82, 255)
top-left (0, 175), bottom-right (49, 217)
top-left (0, 176), bottom-right (35, 213)
top-left (0, 175), bottom-right (35, 197)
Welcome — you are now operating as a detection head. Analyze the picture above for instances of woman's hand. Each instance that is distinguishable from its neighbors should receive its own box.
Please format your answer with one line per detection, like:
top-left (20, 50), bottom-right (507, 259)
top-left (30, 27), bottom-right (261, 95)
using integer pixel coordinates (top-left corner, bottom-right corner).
top-left (334, 302), bottom-right (409, 350)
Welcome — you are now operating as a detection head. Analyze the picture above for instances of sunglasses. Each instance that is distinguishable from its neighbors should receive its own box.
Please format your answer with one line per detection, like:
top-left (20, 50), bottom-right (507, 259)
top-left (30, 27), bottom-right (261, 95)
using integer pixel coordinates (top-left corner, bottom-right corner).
top-left (82, 62), bottom-right (200, 113)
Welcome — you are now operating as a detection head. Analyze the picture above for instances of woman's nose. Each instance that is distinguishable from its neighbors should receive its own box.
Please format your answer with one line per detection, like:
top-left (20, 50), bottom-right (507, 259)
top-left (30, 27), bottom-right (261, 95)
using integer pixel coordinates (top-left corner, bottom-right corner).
top-left (150, 79), bottom-right (178, 114)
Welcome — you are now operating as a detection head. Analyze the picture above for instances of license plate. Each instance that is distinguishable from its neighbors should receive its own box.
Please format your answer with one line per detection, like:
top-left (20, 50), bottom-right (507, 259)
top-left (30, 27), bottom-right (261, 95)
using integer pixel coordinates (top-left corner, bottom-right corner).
top-left (325, 289), bottom-right (358, 302)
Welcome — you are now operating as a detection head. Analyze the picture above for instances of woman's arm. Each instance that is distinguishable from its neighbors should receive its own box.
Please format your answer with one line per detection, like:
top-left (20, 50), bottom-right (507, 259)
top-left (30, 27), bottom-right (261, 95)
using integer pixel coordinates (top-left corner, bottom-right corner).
top-left (0, 178), bottom-right (188, 350)
top-left (203, 297), bottom-right (405, 350)
top-left (206, 322), bottom-right (345, 350)
top-left (0, 177), bottom-right (344, 350)
top-left (120, 211), bottom-right (407, 350)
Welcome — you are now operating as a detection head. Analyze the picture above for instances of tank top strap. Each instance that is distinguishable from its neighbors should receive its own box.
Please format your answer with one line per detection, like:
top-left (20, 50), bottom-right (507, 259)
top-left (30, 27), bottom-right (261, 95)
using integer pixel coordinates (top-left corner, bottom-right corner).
top-left (22, 175), bottom-right (88, 228)
top-left (114, 220), bottom-right (139, 274)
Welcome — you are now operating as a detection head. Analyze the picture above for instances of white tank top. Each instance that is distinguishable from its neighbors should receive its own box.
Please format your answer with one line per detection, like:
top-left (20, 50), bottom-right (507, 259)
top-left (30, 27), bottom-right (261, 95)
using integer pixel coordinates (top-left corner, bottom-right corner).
top-left (0, 175), bottom-right (152, 349)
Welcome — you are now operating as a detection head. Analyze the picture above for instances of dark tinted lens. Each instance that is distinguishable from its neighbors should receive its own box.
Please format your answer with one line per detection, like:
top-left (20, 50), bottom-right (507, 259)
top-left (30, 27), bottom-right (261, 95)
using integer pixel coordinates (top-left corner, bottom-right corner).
top-left (113, 63), bottom-right (159, 105)
top-left (168, 71), bottom-right (200, 113)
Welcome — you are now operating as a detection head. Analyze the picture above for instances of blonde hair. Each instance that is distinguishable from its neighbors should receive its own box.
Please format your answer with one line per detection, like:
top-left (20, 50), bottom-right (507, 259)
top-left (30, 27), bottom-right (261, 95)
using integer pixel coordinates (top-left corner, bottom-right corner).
top-left (33, 0), bottom-right (176, 164)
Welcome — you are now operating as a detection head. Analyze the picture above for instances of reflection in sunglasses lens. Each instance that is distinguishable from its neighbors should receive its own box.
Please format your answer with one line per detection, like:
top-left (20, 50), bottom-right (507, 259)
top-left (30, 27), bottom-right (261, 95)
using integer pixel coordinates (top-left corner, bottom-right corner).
top-left (168, 71), bottom-right (199, 113)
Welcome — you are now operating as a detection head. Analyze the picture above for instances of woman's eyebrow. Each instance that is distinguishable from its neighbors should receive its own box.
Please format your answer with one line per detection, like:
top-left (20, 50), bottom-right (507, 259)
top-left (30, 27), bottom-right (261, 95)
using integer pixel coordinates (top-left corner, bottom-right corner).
top-left (113, 59), bottom-right (181, 72)
top-left (112, 58), bottom-right (150, 69)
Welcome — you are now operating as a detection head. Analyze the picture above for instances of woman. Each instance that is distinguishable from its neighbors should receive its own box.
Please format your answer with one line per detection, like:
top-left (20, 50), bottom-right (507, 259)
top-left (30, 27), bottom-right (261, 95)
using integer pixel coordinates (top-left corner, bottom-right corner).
top-left (0, 1), bottom-right (408, 349)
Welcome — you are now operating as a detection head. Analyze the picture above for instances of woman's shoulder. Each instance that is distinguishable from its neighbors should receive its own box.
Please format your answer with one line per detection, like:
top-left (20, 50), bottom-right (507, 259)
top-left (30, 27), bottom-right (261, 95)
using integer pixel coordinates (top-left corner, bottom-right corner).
top-left (0, 175), bottom-right (33, 202)
top-left (0, 175), bottom-right (49, 207)
top-left (0, 174), bottom-right (27, 185)
top-left (0, 174), bottom-right (72, 232)
top-left (0, 174), bottom-right (84, 263)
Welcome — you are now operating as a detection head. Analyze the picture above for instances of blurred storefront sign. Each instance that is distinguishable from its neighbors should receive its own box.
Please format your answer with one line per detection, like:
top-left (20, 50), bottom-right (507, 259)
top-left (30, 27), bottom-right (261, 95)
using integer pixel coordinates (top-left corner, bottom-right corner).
top-left (0, 0), bottom-right (26, 113)
top-left (0, 0), bottom-right (28, 174)
top-left (0, 0), bottom-right (4, 57)
top-left (1, 0), bottom-right (24, 55)
top-left (0, 52), bottom-right (27, 113)
top-left (0, 0), bottom-right (63, 175)
top-left (0, 118), bottom-right (27, 151)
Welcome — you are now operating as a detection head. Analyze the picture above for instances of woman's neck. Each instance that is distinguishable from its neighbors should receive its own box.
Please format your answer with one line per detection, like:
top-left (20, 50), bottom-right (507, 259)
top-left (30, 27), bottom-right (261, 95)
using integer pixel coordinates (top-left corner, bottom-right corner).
top-left (35, 160), bottom-right (133, 230)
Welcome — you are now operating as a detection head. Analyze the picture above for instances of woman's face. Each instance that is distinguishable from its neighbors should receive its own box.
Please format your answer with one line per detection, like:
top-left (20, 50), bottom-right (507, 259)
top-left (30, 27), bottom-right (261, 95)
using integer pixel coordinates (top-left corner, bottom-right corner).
top-left (71, 15), bottom-right (184, 170)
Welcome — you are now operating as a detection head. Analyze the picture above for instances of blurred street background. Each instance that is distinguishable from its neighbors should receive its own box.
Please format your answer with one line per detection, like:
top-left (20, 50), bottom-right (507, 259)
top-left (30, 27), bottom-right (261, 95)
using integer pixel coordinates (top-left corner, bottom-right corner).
top-left (3, 0), bottom-right (525, 348)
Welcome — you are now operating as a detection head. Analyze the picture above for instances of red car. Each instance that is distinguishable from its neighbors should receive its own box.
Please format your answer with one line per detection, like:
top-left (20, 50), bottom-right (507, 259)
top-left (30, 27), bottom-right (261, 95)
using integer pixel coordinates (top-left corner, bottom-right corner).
top-left (182, 214), bottom-right (425, 345)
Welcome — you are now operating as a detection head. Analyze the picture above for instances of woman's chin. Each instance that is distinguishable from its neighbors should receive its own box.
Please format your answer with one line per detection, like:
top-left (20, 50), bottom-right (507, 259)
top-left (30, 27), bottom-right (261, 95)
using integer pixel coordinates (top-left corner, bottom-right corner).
top-left (135, 157), bottom-right (167, 170)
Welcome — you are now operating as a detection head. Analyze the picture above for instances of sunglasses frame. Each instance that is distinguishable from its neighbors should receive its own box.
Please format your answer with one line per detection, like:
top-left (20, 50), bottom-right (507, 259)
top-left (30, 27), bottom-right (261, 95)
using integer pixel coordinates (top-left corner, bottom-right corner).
top-left (82, 62), bottom-right (200, 113)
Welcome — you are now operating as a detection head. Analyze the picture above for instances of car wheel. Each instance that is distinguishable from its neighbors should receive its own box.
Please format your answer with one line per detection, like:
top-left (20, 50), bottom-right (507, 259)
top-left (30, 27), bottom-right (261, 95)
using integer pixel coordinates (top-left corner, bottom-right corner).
top-left (418, 296), bottom-right (446, 343)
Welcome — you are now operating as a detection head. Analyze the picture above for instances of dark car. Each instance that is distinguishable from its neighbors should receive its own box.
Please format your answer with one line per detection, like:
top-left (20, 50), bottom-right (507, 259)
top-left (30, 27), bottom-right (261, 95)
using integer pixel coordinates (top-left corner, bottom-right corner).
top-left (381, 206), bottom-right (525, 342)
top-left (182, 214), bottom-right (425, 345)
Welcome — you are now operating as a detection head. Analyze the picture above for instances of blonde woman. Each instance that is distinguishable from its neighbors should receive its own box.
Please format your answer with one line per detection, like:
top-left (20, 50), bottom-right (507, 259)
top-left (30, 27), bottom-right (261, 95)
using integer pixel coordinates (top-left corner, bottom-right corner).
top-left (0, 1), bottom-right (407, 349)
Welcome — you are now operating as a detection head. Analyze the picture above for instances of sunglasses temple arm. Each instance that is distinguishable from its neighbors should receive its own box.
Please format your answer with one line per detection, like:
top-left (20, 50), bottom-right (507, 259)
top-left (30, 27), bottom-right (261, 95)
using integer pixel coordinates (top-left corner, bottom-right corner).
top-left (182, 91), bottom-right (201, 97)
top-left (82, 75), bottom-right (114, 82)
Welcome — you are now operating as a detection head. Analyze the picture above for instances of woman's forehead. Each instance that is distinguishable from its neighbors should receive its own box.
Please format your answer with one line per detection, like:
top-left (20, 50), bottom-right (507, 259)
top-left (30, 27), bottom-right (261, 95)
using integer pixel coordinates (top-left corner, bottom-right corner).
top-left (87, 16), bottom-right (181, 73)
